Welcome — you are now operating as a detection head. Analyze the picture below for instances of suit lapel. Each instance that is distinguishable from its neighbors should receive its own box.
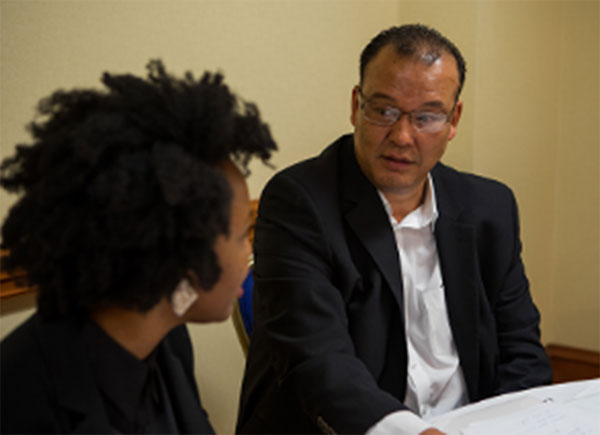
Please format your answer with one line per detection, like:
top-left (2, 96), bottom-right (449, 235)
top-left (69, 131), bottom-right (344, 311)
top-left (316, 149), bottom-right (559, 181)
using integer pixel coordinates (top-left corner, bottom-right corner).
top-left (432, 165), bottom-right (481, 400)
top-left (340, 137), bottom-right (404, 313)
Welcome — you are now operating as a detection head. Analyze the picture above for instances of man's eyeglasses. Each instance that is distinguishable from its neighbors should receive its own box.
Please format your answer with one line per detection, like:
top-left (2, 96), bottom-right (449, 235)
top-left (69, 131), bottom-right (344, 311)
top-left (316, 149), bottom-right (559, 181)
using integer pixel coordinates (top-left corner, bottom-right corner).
top-left (358, 88), bottom-right (454, 134)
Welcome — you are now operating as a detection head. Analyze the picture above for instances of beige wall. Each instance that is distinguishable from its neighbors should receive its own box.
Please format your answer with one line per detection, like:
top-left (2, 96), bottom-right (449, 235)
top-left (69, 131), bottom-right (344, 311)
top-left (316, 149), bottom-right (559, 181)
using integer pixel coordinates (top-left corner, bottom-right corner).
top-left (552, 1), bottom-right (599, 349)
top-left (1, 1), bottom-right (598, 433)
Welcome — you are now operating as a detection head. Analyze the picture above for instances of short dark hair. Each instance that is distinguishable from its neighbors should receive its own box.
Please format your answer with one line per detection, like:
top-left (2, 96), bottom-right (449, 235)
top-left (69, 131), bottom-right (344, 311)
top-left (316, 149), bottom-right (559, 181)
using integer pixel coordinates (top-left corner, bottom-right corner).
top-left (0, 60), bottom-right (277, 319)
top-left (359, 24), bottom-right (467, 100)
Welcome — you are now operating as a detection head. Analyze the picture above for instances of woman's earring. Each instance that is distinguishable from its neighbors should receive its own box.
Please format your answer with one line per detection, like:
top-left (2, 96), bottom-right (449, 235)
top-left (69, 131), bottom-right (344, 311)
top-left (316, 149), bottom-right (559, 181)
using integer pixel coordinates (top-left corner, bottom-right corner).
top-left (171, 278), bottom-right (198, 317)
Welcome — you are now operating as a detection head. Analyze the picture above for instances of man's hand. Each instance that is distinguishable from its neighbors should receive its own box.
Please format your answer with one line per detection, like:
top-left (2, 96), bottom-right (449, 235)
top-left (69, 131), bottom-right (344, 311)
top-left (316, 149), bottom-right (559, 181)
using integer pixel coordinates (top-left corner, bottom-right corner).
top-left (419, 428), bottom-right (446, 435)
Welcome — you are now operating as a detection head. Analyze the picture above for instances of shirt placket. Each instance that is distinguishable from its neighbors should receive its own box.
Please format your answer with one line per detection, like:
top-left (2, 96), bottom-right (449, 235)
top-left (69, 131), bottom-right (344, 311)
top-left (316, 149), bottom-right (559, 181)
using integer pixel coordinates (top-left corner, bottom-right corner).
top-left (396, 223), bottom-right (433, 415)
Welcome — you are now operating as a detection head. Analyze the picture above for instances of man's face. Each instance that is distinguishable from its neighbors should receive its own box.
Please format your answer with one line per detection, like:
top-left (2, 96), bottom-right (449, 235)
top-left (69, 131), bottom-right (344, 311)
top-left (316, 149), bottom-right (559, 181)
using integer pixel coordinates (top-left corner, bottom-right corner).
top-left (351, 44), bottom-right (462, 201)
top-left (185, 160), bottom-right (252, 323)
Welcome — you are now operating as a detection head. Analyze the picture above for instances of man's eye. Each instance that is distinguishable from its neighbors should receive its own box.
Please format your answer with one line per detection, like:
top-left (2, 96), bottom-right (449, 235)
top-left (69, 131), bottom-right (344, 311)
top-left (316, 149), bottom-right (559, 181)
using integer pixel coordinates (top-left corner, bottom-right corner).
top-left (373, 105), bottom-right (396, 118)
top-left (414, 112), bottom-right (442, 124)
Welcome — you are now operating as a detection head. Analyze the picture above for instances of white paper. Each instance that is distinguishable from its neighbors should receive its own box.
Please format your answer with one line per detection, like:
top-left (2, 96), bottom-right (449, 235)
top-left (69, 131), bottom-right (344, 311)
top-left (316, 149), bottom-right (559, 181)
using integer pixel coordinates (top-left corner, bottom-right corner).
top-left (426, 379), bottom-right (600, 435)
top-left (461, 401), bottom-right (598, 435)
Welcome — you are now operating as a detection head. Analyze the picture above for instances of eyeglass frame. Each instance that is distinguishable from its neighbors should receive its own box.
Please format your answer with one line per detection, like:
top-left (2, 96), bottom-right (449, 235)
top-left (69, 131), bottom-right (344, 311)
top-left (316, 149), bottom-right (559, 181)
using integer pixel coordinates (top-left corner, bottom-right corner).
top-left (357, 87), bottom-right (457, 134)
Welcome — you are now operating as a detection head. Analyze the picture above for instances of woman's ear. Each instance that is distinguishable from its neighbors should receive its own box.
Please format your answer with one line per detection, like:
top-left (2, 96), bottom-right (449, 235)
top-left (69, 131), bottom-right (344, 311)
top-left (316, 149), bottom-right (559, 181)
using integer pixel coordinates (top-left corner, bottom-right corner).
top-left (171, 273), bottom-right (199, 317)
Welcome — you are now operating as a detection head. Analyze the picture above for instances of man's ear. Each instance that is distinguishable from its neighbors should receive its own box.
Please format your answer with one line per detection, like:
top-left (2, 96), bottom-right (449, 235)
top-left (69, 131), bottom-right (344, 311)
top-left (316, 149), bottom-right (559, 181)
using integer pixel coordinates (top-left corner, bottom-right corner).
top-left (448, 100), bottom-right (463, 141)
top-left (350, 85), bottom-right (360, 127)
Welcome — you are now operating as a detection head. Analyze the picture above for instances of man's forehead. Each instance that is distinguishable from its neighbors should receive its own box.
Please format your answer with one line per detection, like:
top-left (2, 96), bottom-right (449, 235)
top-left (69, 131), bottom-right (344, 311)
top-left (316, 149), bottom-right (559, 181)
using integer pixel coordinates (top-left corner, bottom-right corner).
top-left (362, 47), bottom-right (460, 98)
top-left (364, 44), bottom-right (458, 78)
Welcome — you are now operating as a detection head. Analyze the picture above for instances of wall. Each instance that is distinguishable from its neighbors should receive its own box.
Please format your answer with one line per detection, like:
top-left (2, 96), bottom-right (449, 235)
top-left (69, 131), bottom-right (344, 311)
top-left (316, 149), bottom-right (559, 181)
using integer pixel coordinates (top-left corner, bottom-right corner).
top-left (551, 1), bottom-right (599, 350)
top-left (1, 1), bottom-right (598, 433)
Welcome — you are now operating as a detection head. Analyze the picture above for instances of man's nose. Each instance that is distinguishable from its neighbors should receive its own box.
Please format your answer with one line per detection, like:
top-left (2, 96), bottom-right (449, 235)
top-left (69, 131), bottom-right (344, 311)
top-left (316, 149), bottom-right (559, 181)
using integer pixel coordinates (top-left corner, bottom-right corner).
top-left (387, 113), bottom-right (414, 146)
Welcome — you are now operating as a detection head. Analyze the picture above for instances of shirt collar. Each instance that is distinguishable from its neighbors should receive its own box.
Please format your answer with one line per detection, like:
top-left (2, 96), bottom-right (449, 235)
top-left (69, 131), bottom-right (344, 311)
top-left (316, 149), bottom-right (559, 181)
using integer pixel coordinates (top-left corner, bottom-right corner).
top-left (84, 319), bottom-right (153, 422)
top-left (378, 173), bottom-right (439, 230)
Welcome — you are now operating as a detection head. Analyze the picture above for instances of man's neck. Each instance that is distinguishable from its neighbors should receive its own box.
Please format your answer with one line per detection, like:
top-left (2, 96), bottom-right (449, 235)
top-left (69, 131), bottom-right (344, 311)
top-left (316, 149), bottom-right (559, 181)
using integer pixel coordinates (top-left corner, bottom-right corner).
top-left (382, 180), bottom-right (428, 223)
top-left (91, 299), bottom-right (181, 360)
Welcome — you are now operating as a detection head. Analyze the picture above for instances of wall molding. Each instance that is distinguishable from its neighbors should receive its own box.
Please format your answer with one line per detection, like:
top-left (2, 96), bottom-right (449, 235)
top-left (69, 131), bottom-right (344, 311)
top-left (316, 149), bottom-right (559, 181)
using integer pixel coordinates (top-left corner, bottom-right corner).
top-left (546, 343), bottom-right (600, 383)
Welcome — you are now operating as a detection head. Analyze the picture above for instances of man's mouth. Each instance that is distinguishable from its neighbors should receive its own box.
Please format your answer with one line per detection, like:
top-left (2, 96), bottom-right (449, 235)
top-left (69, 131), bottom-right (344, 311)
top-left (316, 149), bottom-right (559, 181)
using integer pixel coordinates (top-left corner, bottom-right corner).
top-left (382, 155), bottom-right (414, 167)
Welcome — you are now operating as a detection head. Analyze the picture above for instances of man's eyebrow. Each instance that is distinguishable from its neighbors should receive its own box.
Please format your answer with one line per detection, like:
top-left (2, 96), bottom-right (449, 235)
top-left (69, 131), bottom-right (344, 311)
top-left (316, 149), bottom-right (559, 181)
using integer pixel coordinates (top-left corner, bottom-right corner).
top-left (366, 92), bottom-right (395, 102)
top-left (420, 101), bottom-right (446, 108)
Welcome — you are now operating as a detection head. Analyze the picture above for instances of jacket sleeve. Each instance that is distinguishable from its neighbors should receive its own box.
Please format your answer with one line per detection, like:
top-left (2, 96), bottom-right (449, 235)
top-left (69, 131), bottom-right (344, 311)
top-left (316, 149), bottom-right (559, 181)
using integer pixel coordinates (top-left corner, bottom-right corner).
top-left (252, 172), bottom-right (405, 434)
top-left (491, 188), bottom-right (553, 394)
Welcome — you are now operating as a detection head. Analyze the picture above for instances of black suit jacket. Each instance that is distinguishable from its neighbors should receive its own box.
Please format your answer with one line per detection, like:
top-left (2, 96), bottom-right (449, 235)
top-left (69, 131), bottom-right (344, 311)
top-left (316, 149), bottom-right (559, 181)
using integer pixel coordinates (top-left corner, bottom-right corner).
top-left (237, 134), bottom-right (552, 434)
top-left (1, 313), bottom-right (214, 434)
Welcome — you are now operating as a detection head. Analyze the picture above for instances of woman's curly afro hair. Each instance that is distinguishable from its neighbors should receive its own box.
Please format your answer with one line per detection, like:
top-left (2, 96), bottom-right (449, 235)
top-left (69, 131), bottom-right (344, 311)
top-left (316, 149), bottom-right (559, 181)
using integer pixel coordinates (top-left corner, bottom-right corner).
top-left (0, 60), bottom-right (277, 319)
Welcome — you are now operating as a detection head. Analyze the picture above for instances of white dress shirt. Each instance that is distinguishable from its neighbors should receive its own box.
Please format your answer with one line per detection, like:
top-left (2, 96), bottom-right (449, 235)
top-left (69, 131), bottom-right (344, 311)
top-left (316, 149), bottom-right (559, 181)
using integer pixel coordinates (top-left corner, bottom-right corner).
top-left (367, 175), bottom-right (468, 435)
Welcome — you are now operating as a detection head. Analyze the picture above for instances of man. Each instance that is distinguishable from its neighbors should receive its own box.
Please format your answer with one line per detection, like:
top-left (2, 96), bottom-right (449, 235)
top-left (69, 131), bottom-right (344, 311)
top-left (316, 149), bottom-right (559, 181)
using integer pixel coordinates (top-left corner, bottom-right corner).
top-left (237, 24), bottom-right (551, 434)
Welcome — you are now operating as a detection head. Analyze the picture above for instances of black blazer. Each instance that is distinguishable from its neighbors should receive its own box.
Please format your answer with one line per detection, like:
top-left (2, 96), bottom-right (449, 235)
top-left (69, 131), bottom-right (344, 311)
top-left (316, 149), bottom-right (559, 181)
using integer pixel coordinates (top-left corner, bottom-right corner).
top-left (237, 134), bottom-right (552, 434)
top-left (1, 313), bottom-right (214, 434)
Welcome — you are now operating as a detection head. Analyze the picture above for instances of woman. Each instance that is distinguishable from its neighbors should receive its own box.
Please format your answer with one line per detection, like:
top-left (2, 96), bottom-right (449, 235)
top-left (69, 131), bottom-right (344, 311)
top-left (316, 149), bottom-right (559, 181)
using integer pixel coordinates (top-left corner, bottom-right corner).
top-left (0, 60), bottom-right (276, 434)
